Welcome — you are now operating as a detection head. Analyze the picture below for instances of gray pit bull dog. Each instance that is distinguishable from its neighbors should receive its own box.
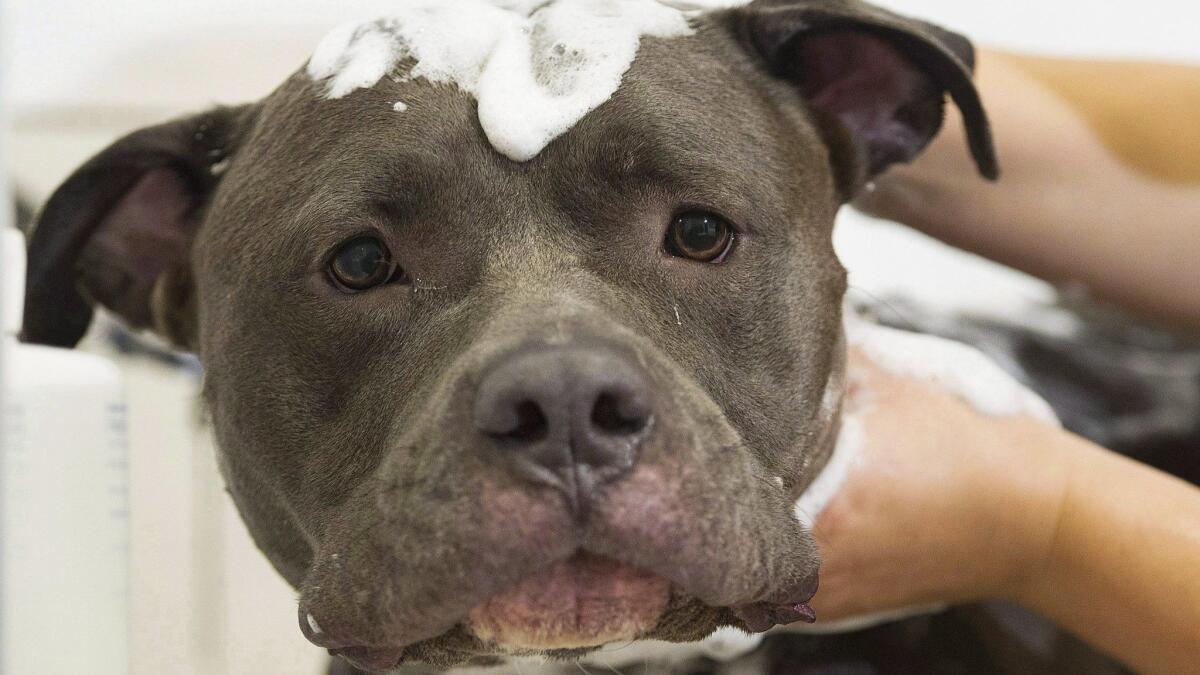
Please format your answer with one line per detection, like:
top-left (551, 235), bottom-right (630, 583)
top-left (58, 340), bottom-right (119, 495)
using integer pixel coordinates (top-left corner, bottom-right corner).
top-left (21, 0), bottom-right (995, 671)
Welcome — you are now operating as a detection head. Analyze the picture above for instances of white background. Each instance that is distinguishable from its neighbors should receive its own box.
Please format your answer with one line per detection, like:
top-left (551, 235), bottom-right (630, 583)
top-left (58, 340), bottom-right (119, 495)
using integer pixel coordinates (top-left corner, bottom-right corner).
top-left (9, 0), bottom-right (1200, 111)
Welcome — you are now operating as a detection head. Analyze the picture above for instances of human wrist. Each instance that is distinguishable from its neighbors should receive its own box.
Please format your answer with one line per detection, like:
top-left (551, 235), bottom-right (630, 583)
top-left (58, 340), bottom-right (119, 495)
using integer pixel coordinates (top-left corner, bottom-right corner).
top-left (993, 422), bottom-right (1083, 607)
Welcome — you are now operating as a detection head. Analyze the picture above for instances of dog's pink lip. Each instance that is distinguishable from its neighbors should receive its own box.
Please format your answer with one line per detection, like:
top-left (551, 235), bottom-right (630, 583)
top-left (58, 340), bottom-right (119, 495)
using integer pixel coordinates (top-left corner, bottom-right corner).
top-left (301, 552), bottom-right (670, 664)
top-left (466, 551), bottom-right (670, 650)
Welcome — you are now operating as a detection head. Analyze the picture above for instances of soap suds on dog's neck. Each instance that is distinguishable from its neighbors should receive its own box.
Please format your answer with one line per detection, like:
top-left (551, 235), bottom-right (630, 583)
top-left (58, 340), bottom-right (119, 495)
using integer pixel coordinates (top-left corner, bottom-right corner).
top-left (306, 0), bottom-right (749, 161)
top-left (843, 313), bottom-right (1060, 424)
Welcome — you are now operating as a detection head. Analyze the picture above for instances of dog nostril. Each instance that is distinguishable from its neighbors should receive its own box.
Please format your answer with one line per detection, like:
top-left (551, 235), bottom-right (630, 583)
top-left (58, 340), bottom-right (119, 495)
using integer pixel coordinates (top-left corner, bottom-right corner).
top-left (491, 400), bottom-right (549, 443)
top-left (474, 346), bottom-right (653, 497)
top-left (591, 392), bottom-right (648, 436)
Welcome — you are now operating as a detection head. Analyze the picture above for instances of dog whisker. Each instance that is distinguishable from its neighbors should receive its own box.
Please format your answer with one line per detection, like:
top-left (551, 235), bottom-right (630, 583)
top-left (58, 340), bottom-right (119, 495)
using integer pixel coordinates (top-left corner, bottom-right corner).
top-left (597, 638), bottom-right (638, 654)
top-left (847, 285), bottom-right (913, 327)
top-left (601, 661), bottom-right (625, 675)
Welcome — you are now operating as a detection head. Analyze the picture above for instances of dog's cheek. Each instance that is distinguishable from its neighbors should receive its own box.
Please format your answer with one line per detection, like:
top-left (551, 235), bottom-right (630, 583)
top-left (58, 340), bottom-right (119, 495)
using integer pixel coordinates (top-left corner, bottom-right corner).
top-left (297, 454), bottom-right (579, 653)
top-left (720, 276), bottom-right (846, 482)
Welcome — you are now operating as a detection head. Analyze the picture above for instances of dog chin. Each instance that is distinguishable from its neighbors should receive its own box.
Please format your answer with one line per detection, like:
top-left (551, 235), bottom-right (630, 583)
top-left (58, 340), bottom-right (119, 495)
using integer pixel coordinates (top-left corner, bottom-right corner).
top-left (467, 552), bottom-right (670, 651)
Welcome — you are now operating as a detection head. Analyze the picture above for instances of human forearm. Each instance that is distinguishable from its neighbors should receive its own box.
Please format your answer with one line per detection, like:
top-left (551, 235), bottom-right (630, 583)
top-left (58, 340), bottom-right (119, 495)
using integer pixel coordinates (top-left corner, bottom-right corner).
top-left (811, 350), bottom-right (1200, 672)
top-left (1009, 432), bottom-right (1200, 674)
top-left (856, 50), bottom-right (1200, 332)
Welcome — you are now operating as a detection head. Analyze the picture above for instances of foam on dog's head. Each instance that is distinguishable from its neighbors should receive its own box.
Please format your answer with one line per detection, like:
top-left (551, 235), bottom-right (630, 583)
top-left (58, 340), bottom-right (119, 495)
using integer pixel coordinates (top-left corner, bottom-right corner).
top-left (306, 0), bottom-right (749, 162)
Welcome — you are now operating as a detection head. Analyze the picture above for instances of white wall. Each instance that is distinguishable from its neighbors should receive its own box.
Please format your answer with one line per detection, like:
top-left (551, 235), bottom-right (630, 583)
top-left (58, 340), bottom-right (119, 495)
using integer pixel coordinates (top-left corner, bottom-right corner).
top-left (875, 0), bottom-right (1200, 60)
top-left (9, 0), bottom-right (1200, 112)
top-left (8, 0), bottom-right (1198, 195)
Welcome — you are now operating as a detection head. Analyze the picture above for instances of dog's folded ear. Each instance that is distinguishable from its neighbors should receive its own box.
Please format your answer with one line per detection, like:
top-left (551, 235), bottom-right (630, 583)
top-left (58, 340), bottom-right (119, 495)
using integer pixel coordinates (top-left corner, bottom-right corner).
top-left (726, 0), bottom-right (998, 198)
top-left (22, 104), bottom-right (258, 350)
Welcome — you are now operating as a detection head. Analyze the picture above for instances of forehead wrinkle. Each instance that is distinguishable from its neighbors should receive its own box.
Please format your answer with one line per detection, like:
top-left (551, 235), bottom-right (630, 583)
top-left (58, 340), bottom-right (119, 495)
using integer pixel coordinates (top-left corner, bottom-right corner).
top-left (300, 144), bottom-right (466, 225)
top-left (357, 151), bottom-right (461, 220)
top-left (564, 120), bottom-right (794, 233)
top-left (549, 53), bottom-right (805, 230)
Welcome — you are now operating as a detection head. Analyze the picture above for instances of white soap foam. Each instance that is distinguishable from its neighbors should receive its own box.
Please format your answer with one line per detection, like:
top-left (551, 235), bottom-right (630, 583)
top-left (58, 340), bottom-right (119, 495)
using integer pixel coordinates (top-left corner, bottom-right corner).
top-left (579, 627), bottom-right (763, 670)
top-left (454, 626), bottom-right (762, 673)
top-left (794, 411), bottom-right (863, 529)
top-left (392, 100), bottom-right (408, 112)
top-left (836, 209), bottom-right (1081, 337)
top-left (844, 312), bottom-right (1060, 424)
top-left (306, 0), bottom-right (750, 162)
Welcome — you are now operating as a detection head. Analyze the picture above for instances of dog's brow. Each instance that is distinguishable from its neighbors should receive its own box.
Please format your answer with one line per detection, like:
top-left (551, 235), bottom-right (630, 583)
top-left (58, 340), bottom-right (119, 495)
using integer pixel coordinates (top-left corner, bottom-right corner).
top-left (578, 139), bottom-right (776, 227)
top-left (306, 150), bottom-right (457, 226)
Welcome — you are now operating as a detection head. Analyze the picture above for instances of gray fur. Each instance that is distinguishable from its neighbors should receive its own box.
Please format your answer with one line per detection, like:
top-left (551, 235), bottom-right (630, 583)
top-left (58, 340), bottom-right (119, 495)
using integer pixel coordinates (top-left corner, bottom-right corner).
top-left (21, 1), bottom-right (993, 671)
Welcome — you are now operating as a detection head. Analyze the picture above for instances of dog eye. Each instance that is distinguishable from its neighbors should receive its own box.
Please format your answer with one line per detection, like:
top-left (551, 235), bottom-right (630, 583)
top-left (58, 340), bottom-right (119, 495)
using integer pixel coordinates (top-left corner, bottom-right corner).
top-left (665, 211), bottom-right (735, 263)
top-left (328, 236), bottom-right (401, 291)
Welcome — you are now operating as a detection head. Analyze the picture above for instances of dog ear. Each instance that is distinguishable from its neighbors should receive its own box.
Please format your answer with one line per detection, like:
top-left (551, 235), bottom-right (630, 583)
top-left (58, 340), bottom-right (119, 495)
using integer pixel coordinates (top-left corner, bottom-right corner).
top-left (727, 0), bottom-right (997, 198)
top-left (22, 104), bottom-right (258, 350)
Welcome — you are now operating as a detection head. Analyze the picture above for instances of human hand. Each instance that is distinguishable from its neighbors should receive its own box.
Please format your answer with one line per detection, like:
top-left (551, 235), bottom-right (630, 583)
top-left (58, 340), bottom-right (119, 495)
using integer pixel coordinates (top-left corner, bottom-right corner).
top-left (807, 346), bottom-right (1071, 624)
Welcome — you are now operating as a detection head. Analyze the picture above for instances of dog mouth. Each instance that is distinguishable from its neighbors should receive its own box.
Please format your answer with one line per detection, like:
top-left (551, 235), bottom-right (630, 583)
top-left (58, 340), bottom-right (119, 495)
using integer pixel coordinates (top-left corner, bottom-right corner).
top-left (299, 457), bottom-right (823, 671)
top-left (467, 551), bottom-right (671, 651)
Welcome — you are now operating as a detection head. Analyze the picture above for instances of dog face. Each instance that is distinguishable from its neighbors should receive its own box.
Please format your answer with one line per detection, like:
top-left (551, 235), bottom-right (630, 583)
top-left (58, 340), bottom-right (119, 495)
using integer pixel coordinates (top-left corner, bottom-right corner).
top-left (22, 1), bottom-right (994, 670)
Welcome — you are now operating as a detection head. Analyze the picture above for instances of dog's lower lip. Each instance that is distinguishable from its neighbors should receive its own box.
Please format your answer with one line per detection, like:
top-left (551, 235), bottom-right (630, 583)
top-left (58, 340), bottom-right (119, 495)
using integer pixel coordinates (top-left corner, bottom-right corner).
top-left (467, 551), bottom-right (670, 649)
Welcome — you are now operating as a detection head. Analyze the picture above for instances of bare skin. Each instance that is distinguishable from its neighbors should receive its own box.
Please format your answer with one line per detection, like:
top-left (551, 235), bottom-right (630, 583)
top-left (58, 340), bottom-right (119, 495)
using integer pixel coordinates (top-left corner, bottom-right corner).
top-left (812, 351), bottom-right (1070, 620)
top-left (819, 50), bottom-right (1200, 674)
top-left (814, 350), bottom-right (1200, 674)
top-left (855, 50), bottom-right (1200, 332)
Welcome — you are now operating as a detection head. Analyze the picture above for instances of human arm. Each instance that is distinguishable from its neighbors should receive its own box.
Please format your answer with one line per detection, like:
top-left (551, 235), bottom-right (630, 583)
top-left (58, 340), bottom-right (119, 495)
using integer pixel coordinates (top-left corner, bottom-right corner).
top-left (854, 50), bottom-right (1200, 332)
top-left (810, 349), bottom-right (1200, 675)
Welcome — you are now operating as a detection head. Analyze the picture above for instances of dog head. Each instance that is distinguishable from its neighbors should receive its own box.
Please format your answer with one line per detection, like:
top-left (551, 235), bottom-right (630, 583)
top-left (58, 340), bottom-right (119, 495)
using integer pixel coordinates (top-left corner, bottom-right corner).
top-left (22, 0), bottom-right (994, 670)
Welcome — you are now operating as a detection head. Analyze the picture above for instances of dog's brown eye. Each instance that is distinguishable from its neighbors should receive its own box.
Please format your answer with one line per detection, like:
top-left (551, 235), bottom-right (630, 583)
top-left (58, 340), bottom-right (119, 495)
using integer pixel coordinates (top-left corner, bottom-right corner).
top-left (666, 211), bottom-right (734, 263)
top-left (328, 236), bottom-right (398, 291)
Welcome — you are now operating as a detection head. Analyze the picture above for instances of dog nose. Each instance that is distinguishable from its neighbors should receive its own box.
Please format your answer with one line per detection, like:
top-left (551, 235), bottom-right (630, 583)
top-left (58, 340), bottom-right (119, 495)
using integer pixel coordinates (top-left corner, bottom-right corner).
top-left (473, 345), bottom-right (653, 512)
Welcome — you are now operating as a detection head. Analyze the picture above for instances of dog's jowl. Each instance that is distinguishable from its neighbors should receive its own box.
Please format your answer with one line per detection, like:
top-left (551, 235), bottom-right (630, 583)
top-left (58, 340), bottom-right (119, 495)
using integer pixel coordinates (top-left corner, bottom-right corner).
top-left (21, 0), bottom-right (995, 671)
